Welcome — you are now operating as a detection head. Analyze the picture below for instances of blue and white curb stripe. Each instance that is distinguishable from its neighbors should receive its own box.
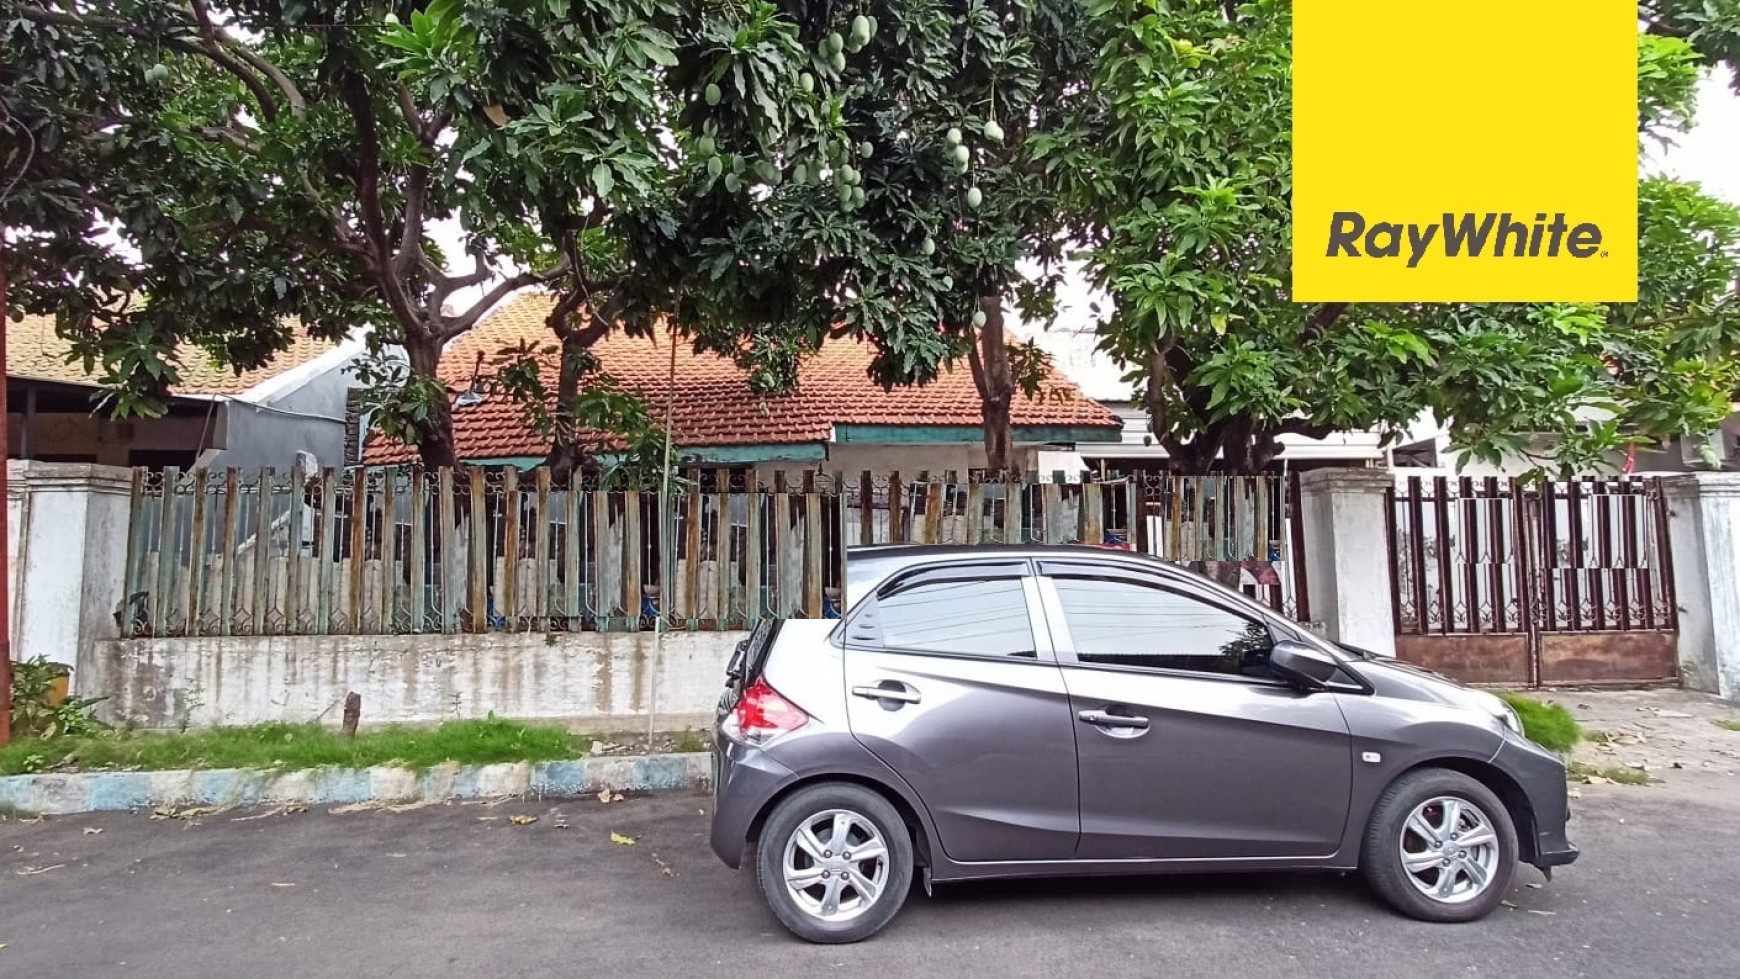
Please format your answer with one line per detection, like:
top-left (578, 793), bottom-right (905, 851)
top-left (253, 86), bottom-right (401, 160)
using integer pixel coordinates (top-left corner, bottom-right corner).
top-left (0, 752), bottom-right (711, 816)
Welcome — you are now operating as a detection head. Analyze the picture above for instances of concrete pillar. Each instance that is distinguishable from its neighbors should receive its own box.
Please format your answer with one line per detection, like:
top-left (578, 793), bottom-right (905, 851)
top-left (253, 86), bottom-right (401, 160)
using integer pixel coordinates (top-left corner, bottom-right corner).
top-left (1661, 474), bottom-right (1740, 699)
top-left (7, 463), bottom-right (134, 694)
top-left (1298, 468), bottom-right (1396, 656)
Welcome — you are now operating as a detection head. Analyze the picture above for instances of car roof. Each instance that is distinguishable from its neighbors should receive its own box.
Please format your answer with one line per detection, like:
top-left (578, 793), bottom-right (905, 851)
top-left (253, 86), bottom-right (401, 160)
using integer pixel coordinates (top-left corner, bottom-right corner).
top-left (842, 543), bottom-right (1194, 611)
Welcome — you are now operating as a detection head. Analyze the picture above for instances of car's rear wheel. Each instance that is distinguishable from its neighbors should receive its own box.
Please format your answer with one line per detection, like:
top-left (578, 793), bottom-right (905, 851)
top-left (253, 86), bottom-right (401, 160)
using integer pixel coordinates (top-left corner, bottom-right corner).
top-left (755, 783), bottom-right (913, 943)
top-left (1361, 768), bottom-right (1518, 922)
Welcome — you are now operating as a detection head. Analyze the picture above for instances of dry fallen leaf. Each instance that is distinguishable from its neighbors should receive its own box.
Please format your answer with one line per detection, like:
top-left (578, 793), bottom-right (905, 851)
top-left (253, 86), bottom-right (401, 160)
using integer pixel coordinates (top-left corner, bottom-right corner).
top-left (483, 104), bottom-right (510, 128)
top-left (17, 865), bottom-right (65, 877)
top-left (611, 832), bottom-right (638, 846)
top-left (1501, 900), bottom-right (1519, 909)
top-left (1526, 909), bottom-right (1557, 916)
top-left (662, 867), bottom-right (674, 878)
top-left (510, 815), bottom-right (538, 826)
top-left (82, 828), bottom-right (103, 836)
top-left (270, 882), bottom-right (295, 888)
top-left (476, 816), bottom-right (500, 822)
top-left (387, 853), bottom-right (407, 859)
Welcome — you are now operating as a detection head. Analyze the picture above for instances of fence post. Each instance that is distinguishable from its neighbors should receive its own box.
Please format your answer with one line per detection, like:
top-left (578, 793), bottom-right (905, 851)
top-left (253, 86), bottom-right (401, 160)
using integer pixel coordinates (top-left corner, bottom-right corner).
top-left (1297, 468), bottom-right (1396, 654)
top-left (7, 462), bottom-right (134, 698)
top-left (1660, 474), bottom-right (1740, 698)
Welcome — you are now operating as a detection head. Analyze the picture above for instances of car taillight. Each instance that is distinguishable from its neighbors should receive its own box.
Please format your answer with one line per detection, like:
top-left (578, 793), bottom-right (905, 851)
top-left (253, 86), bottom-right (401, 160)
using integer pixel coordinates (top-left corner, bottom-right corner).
top-left (723, 677), bottom-right (810, 745)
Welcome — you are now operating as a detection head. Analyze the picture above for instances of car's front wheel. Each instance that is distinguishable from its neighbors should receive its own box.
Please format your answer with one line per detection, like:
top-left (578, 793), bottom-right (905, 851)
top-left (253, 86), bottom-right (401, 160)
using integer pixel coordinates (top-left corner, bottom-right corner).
top-left (1361, 768), bottom-right (1518, 922)
top-left (754, 783), bottom-right (914, 943)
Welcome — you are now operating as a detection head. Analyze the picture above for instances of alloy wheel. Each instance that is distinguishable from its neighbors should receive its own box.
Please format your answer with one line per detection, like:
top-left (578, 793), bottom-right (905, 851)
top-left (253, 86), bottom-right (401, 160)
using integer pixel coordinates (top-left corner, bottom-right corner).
top-left (1398, 795), bottom-right (1502, 904)
top-left (781, 808), bottom-right (892, 922)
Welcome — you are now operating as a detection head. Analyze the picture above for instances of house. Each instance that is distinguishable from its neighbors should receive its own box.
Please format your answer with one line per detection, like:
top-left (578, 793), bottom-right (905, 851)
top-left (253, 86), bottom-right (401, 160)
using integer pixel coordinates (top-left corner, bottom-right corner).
top-left (363, 292), bottom-right (1123, 475)
top-left (1005, 315), bottom-right (1390, 473)
top-left (6, 314), bottom-right (366, 470)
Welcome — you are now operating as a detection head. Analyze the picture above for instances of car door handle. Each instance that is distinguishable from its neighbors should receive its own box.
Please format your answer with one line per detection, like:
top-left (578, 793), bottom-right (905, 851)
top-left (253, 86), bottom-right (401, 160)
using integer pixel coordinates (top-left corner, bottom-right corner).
top-left (852, 683), bottom-right (921, 705)
top-left (1078, 709), bottom-right (1149, 730)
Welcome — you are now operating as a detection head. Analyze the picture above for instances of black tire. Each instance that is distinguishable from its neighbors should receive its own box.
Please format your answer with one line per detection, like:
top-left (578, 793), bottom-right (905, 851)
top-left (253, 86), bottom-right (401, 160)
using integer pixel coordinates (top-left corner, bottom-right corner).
top-left (754, 783), bottom-right (914, 943)
top-left (1361, 768), bottom-right (1518, 923)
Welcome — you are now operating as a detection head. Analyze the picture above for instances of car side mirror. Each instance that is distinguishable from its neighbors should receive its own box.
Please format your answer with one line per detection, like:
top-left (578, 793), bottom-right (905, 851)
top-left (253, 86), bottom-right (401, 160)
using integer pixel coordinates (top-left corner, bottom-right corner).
top-left (1269, 640), bottom-right (1341, 690)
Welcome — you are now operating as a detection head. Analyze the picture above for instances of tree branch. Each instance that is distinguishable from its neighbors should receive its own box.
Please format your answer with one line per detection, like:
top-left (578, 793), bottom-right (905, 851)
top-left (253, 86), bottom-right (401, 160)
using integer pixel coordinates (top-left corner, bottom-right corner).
top-left (20, 6), bottom-right (286, 120)
top-left (438, 267), bottom-right (564, 343)
top-left (196, 125), bottom-right (260, 154)
top-left (393, 164), bottom-right (429, 278)
top-left (223, 40), bottom-right (307, 118)
top-left (1303, 301), bottom-right (1350, 340)
top-left (1274, 417), bottom-right (1337, 440)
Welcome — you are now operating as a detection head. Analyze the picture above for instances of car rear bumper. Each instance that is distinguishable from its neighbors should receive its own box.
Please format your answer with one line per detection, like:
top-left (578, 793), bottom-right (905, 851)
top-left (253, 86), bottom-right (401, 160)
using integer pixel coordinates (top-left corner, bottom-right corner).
top-left (709, 735), bottom-right (796, 869)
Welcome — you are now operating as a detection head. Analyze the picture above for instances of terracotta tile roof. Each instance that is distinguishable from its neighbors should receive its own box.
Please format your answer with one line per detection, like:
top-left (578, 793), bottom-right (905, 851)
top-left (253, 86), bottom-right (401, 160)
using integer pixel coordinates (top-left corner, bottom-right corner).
top-left (366, 292), bottom-right (1120, 463)
top-left (6, 313), bottom-right (342, 396)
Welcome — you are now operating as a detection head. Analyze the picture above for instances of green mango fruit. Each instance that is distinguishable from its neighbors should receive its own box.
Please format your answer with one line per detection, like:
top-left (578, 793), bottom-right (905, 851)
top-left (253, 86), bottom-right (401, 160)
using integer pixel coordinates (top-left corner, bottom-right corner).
top-left (859, 141), bottom-right (874, 159)
top-left (945, 127), bottom-right (962, 146)
top-left (983, 120), bottom-right (1004, 143)
top-left (830, 51), bottom-right (846, 73)
top-left (972, 309), bottom-right (988, 327)
top-left (800, 72), bottom-right (815, 93)
top-left (706, 156), bottom-right (723, 179)
top-left (920, 236), bottom-right (936, 256)
top-left (704, 83), bottom-right (722, 106)
top-left (965, 186), bottom-right (983, 209)
top-left (951, 144), bottom-right (971, 167)
top-left (724, 173), bottom-right (742, 193)
top-left (696, 135), bottom-right (716, 157)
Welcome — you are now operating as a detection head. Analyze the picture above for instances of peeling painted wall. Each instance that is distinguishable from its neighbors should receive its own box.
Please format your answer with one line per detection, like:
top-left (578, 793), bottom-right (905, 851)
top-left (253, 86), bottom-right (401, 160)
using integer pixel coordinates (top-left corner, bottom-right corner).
top-left (95, 631), bottom-right (748, 731)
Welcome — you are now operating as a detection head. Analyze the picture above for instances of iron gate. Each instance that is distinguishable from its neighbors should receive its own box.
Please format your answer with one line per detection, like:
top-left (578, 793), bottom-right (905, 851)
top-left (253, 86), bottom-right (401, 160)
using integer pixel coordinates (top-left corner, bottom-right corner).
top-left (1388, 476), bottom-right (1678, 687)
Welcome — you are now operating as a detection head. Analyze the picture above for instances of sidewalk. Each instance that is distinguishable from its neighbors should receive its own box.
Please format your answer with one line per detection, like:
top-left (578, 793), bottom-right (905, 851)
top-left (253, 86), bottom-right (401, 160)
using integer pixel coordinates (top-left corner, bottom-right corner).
top-left (1531, 687), bottom-right (1740, 785)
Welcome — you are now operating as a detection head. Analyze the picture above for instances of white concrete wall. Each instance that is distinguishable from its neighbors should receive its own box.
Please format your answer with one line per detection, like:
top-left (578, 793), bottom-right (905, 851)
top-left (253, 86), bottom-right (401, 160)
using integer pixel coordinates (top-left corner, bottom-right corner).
top-left (1298, 468), bottom-right (1397, 655)
top-left (7, 463), bottom-right (133, 678)
top-left (94, 630), bottom-right (749, 731)
top-left (1663, 474), bottom-right (1740, 699)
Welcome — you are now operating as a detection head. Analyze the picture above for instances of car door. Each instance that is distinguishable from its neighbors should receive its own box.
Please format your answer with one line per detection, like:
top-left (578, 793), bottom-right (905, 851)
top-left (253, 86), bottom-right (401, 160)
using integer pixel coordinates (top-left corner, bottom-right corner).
top-left (841, 560), bottom-right (1080, 862)
top-left (1036, 560), bottom-right (1353, 861)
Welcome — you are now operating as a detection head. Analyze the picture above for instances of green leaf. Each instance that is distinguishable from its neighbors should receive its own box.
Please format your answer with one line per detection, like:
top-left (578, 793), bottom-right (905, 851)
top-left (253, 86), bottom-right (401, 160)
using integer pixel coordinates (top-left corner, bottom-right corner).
top-left (592, 163), bottom-right (615, 198)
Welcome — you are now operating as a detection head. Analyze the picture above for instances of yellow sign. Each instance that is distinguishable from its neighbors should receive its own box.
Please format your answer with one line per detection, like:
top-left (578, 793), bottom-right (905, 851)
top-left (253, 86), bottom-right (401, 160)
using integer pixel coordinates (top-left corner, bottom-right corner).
top-left (1292, 1), bottom-right (1637, 302)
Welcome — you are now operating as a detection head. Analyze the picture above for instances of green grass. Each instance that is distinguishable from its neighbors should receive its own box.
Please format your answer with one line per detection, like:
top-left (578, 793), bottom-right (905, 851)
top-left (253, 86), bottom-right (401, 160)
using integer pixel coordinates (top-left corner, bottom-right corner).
top-left (1567, 761), bottom-right (1654, 786)
top-left (670, 728), bottom-right (707, 753)
top-left (0, 717), bottom-right (592, 777)
top-left (1498, 692), bottom-right (1583, 752)
top-left (1715, 720), bottom-right (1740, 733)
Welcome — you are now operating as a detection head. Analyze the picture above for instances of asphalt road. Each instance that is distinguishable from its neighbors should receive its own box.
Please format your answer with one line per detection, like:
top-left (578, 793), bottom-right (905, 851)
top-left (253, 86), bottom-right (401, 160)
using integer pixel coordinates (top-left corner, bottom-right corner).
top-left (3, 774), bottom-right (1736, 979)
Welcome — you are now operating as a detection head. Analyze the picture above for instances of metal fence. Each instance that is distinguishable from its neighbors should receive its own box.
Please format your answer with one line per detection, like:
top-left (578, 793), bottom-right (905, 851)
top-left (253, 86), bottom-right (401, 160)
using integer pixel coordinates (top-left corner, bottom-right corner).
top-left (124, 467), bottom-right (1304, 638)
top-left (1389, 475), bottom-right (1676, 636)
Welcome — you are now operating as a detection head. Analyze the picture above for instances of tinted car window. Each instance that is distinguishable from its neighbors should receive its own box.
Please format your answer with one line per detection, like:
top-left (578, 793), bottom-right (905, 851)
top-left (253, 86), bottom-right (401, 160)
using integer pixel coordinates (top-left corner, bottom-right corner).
top-left (1052, 576), bottom-right (1273, 677)
top-left (876, 577), bottom-right (1035, 657)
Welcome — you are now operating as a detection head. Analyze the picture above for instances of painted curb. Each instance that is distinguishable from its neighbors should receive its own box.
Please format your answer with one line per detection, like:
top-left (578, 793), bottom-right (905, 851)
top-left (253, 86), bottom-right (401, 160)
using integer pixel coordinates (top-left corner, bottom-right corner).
top-left (0, 752), bottom-right (712, 816)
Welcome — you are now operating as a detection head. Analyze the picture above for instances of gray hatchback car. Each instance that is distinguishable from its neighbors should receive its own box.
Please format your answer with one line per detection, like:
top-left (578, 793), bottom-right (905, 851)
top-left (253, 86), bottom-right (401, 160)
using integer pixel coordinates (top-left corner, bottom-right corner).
top-left (711, 545), bottom-right (1577, 943)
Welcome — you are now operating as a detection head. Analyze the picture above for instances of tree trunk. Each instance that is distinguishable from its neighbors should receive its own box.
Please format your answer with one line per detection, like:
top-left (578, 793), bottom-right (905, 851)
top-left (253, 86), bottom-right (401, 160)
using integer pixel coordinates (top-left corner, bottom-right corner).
top-left (1150, 415), bottom-right (1295, 476)
top-left (970, 298), bottom-right (1018, 478)
top-left (543, 297), bottom-right (616, 481)
top-left (404, 333), bottom-right (460, 470)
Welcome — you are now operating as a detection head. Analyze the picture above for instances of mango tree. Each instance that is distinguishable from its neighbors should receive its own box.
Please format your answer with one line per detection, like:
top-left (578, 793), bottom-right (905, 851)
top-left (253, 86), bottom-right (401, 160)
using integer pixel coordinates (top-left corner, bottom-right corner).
top-left (1042, 0), bottom-right (1740, 475)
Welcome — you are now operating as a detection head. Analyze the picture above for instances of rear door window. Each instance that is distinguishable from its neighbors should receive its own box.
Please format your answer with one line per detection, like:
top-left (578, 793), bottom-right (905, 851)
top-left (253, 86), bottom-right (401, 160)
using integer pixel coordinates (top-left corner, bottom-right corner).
top-left (877, 577), bottom-right (1035, 657)
top-left (845, 561), bottom-right (1038, 658)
